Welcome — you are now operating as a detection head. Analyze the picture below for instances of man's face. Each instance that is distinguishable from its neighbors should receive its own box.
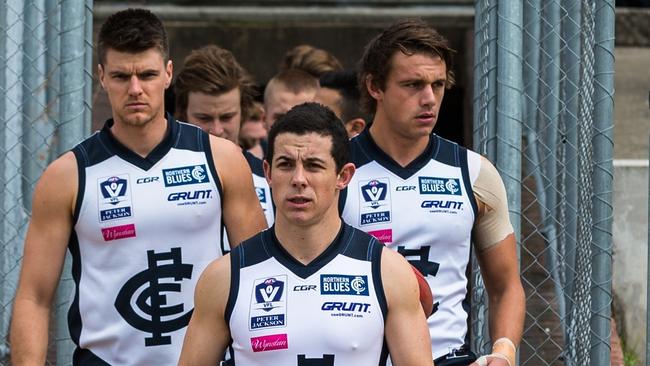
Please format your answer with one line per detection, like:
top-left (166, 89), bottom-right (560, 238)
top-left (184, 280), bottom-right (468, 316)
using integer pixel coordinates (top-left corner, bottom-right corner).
top-left (264, 132), bottom-right (346, 227)
top-left (369, 52), bottom-right (446, 141)
top-left (315, 87), bottom-right (343, 119)
top-left (98, 48), bottom-right (172, 127)
top-left (185, 88), bottom-right (241, 142)
top-left (264, 85), bottom-right (316, 129)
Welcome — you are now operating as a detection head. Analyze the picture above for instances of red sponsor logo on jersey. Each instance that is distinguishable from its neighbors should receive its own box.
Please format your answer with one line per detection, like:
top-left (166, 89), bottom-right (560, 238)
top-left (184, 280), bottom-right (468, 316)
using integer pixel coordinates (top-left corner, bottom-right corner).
top-left (101, 224), bottom-right (136, 241)
top-left (250, 333), bottom-right (288, 352)
top-left (368, 229), bottom-right (392, 244)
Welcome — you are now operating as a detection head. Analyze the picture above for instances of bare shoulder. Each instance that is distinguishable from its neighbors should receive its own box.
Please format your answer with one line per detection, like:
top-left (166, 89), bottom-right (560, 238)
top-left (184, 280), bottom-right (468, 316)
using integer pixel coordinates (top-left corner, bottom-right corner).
top-left (208, 135), bottom-right (246, 164)
top-left (33, 151), bottom-right (78, 211)
top-left (195, 254), bottom-right (232, 307)
top-left (380, 248), bottom-right (419, 302)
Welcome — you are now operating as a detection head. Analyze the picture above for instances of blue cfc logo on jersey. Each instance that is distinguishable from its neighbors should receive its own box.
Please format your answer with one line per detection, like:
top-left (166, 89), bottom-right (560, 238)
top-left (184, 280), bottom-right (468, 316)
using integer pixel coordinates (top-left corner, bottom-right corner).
top-left (162, 164), bottom-right (209, 187)
top-left (418, 177), bottom-right (462, 195)
top-left (255, 187), bottom-right (267, 203)
top-left (98, 175), bottom-right (133, 222)
top-left (320, 275), bottom-right (369, 296)
top-left (250, 276), bottom-right (287, 331)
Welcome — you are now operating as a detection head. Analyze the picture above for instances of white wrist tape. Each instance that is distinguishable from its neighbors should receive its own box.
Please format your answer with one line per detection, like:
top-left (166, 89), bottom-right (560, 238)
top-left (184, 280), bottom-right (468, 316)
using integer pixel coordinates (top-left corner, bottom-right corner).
top-left (476, 353), bottom-right (512, 366)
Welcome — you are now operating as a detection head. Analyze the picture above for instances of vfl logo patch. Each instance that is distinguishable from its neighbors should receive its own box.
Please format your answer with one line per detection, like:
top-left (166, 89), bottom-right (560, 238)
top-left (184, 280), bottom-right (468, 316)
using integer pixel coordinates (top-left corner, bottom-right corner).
top-left (250, 334), bottom-right (288, 352)
top-left (163, 165), bottom-right (209, 187)
top-left (115, 247), bottom-right (193, 346)
top-left (359, 178), bottom-right (391, 226)
top-left (101, 224), bottom-right (136, 241)
top-left (361, 180), bottom-right (388, 209)
top-left (320, 275), bottom-right (369, 296)
top-left (100, 176), bottom-right (129, 205)
top-left (418, 177), bottom-right (461, 195)
top-left (250, 276), bottom-right (287, 330)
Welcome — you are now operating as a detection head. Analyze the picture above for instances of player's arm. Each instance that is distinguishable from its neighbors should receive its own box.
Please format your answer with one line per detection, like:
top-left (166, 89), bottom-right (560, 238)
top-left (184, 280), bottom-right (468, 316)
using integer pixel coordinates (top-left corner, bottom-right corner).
top-left (178, 255), bottom-right (232, 366)
top-left (210, 136), bottom-right (267, 246)
top-left (10, 152), bottom-right (77, 365)
top-left (471, 157), bottom-right (525, 366)
top-left (382, 248), bottom-right (434, 366)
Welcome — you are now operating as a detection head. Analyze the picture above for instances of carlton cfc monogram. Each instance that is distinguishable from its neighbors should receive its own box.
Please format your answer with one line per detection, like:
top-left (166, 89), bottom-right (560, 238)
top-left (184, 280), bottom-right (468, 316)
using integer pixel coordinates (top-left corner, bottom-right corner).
top-left (115, 247), bottom-right (194, 346)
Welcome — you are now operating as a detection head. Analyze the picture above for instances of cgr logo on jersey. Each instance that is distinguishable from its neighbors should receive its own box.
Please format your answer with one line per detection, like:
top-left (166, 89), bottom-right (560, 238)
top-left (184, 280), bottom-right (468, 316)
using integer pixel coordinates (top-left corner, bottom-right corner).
top-left (359, 178), bottom-right (392, 226)
top-left (320, 275), bottom-right (369, 296)
top-left (98, 175), bottom-right (133, 222)
top-left (162, 164), bottom-right (209, 187)
top-left (419, 176), bottom-right (461, 195)
top-left (115, 247), bottom-right (193, 346)
top-left (250, 276), bottom-right (287, 330)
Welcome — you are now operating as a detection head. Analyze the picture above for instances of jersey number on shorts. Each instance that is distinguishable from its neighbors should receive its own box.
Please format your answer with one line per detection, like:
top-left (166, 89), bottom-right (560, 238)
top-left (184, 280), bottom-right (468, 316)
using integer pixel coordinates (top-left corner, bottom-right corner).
top-left (297, 354), bottom-right (335, 365)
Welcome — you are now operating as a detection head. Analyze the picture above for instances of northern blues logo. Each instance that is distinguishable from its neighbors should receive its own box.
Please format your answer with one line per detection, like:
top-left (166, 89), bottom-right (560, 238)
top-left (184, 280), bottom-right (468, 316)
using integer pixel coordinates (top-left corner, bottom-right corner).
top-left (250, 276), bottom-right (287, 330)
top-left (100, 176), bottom-right (128, 205)
top-left (163, 165), bottom-right (209, 187)
top-left (361, 180), bottom-right (388, 209)
top-left (114, 247), bottom-right (193, 346)
top-left (418, 177), bottom-right (461, 195)
top-left (255, 187), bottom-right (267, 203)
top-left (359, 178), bottom-right (391, 226)
top-left (321, 275), bottom-right (369, 296)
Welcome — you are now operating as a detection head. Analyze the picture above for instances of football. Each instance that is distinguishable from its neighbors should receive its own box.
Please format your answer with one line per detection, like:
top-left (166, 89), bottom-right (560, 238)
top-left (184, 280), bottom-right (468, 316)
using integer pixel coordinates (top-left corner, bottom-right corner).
top-left (411, 265), bottom-right (434, 317)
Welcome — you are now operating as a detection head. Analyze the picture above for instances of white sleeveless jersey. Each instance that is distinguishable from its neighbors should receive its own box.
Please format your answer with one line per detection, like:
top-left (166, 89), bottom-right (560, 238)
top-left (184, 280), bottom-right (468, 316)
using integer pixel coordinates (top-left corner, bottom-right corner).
top-left (221, 152), bottom-right (274, 253)
top-left (70, 116), bottom-right (224, 365)
top-left (226, 223), bottom-right (389, 365)
top-left (340, 130), bottom-right (481, 359)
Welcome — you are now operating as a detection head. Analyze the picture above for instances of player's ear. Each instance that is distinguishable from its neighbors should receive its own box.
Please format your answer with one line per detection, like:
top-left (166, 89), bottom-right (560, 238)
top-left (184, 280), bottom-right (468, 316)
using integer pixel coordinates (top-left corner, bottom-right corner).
top-left (366, 75), bottom-right (382, 101)
top-left (98, 64), bottom-right (106, 90)
top-left (164, 60), bottom-right (173, 89)
top-left (335, 163), bottom-right (355, 190)
top-left (263, 159), bottom-right (272, 186)
top-left (345, 118), bottom-right (366, 138)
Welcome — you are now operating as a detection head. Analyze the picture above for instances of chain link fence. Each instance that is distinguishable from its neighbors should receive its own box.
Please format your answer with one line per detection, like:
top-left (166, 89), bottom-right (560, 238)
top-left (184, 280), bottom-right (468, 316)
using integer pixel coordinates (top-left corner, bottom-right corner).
top-left (472, 0), bottom-right (615, 365)
top-left (0, 0), bottom-right (93, 364)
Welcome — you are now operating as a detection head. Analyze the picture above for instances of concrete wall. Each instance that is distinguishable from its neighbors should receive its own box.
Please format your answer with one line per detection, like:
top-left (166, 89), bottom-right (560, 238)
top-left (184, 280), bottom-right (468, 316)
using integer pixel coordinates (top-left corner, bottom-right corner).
top-left (613, 159), bottom-right (649, 364)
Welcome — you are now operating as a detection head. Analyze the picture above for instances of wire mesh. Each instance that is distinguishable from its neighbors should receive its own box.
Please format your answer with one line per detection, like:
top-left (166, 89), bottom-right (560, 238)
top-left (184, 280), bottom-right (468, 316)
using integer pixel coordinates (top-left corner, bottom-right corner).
top-left (472, 0), bottom-right (615, 365)
top-left (0, 1), bottom-right (92, 364)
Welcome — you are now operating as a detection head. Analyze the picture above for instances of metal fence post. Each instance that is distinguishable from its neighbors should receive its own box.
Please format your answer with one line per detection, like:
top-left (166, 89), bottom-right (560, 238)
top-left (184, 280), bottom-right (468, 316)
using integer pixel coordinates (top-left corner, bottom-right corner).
top-left (590, 0), bottom-right (615, 364)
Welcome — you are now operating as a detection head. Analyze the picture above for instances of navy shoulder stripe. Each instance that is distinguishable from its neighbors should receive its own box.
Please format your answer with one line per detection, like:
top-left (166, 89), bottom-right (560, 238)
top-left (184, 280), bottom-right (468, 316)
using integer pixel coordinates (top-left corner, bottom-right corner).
top-left (243, 150), bottom-right (265, 177)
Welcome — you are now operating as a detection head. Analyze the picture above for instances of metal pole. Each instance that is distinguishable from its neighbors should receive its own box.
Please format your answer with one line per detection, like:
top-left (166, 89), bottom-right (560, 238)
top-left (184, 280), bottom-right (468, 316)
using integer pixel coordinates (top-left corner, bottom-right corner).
top-left (647, 132), bottom-right (650, 366)
top-left (560, 1), bottom-right (582, 354)
top-left (0, 0), bottom-right (26, 361)
top-left (56, 1), bottom-right (89, 364)
top-left (590, 0), bottom-right (615, 364)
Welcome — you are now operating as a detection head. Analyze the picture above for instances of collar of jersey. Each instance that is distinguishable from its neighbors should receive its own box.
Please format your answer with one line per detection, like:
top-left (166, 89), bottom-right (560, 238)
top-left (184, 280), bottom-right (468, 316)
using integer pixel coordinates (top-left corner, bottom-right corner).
top-left (357, 127), bottom-right (439, 180)
top-left (263, 222), bottom-right (352, 279)
top-left (99, 112), bottom-right (178, 171)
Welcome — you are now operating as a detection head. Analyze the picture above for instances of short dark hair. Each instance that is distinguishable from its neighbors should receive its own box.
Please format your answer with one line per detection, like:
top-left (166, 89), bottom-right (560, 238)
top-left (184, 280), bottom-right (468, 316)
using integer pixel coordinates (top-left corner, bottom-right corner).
top-left (97, 8), bottom-right (169, 65)
top-left (266, 102), bottom-right (350, 172)
top-left (280, 44), bottom-right (343, 78)
top-left (319, 70), bottom-right (367, 123)
top-left (174, 45), bottom-right (256, 122)
top-left (264, 69), bottom-right (319, 103)
top-left (358, 18), bottom-right (456, 114)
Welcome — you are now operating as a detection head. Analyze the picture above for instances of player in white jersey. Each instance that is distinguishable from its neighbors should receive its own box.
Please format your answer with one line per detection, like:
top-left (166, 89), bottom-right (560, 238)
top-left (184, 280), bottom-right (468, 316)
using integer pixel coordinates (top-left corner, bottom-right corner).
top-left (340, 19), bottom-right (525, 366)
top-left (174, 44), bottom-right (275, 237)
top-left (10, 9), bottom-right (266, 365)
top-left (178, 103), bottom-right (433, 366)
